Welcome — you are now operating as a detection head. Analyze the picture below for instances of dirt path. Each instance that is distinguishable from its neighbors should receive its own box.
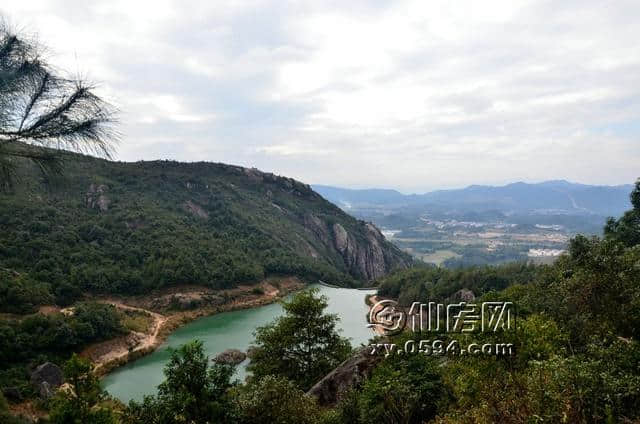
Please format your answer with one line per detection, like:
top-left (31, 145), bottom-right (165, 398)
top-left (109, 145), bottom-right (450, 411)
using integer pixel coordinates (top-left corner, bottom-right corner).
top-left (106, 300), bottom-right (167, 351)
top-left (82, 301), bottom-right (168, 375)
top-left (82, 277), bottom-right (305, 376)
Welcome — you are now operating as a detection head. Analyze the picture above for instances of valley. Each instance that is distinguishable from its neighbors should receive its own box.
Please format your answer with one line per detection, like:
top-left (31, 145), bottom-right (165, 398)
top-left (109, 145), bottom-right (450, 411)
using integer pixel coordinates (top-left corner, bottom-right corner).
top-left (1, 6), bottom-right (639, 422)
top-left (315, 181), bottom-right (632, 266)
top-left (383, 215), bottom-right (571, 266)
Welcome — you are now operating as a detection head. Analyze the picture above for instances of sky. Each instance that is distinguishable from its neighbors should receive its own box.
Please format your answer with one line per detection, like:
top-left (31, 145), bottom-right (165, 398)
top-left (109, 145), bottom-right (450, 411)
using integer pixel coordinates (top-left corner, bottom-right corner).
top-left (2, 0), bottom-right (640, 192)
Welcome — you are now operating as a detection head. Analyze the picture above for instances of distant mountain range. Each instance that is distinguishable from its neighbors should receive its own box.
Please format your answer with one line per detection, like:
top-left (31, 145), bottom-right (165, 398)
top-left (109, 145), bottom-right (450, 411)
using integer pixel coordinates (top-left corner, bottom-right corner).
top-left (313, 180), bottom-right (634, 217)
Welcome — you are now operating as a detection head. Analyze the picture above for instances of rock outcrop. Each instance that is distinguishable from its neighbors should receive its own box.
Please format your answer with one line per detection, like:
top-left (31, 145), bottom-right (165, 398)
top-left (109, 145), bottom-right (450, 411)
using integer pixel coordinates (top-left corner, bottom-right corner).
top-left (86, 184), bottom-right (110, 211)
top-left (307, 346), bottom-right (383, 406)
top-left (30, 362), bottom-right (63, 399)
top-left (332, 222), bottom-right (390, 281)
top-left (183, 200), bottom-right (209, 219)
top-left (6, 155), bottom-right (409, 291)
top-left (449, 289), bottom-right (476, 302)
top-left (151, 292), bottom-right (224, 311)
top-left (213, 349), bottom-right (247, 366)
top-left (303, 213), bottom-right (409, 281)
top-left (304, 213), bottom-right (331, 246)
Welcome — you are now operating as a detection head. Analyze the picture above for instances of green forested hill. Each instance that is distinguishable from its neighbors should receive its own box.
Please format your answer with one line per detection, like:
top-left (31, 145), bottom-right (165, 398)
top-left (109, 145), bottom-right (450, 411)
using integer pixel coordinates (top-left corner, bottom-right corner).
top-left (0, 152), bottom-right (409, 310)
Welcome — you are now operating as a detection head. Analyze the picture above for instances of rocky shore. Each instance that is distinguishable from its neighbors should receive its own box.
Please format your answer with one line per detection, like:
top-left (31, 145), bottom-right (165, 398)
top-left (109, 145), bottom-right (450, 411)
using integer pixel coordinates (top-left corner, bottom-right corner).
top-left (80, 277), bottom-right (305, 377)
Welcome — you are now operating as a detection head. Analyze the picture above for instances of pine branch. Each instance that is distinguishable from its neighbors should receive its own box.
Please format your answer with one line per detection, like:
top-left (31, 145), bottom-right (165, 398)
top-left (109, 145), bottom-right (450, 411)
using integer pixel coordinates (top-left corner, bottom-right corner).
top-left (0, 21), bottom-right (118, 187)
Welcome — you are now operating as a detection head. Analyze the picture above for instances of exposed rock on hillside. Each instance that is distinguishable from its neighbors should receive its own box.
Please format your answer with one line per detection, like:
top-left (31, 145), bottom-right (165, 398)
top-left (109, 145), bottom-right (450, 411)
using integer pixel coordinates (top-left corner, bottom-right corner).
top-left (332, 222), bottom-right (390, 281)
top-left (3, 155), bottom-right (410, 289)
top-left (307, 346), bottom-right (383, 406)
top-left (183, 200), bottom-right (209, 219)
top-left (450, 288), bottom-right (476, 302)
top-left (151, 292), bottom-right (225, 311)
top-left (86, 183), bottom-right (109, 211)
top-left (30, 362), bottom-right (63, 399)
top-left (304, 214), bottom-right (409, 281)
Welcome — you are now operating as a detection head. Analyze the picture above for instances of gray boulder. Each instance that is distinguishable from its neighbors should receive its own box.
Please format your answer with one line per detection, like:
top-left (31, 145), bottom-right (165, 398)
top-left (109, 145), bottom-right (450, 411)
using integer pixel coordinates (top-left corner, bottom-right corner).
top-left (213, 349), bottom-right (247, 366)
top-left (450, 288), bottom-right (476, 302)
top-left (38, 381), bottom-right (54, 399)
top-left (30, 362), bottom-right (63, 398)
top-left (307, 346), bottom-right (383, 406)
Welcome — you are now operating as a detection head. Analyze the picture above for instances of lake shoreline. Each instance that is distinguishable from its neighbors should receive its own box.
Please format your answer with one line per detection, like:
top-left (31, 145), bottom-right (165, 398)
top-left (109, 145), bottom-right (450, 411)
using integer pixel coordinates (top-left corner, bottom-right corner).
top-left (100, 283), bottom-right (379, 402)
top-left (82, 277), bottom-right (306, 378)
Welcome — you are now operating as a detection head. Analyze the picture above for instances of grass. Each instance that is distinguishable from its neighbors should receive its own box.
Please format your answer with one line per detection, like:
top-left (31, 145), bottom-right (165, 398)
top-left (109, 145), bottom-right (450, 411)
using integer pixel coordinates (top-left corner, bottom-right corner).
top-left (120, 310), bottom-right (154, 333)
top-left (420, 249), bottom-right (462, 265)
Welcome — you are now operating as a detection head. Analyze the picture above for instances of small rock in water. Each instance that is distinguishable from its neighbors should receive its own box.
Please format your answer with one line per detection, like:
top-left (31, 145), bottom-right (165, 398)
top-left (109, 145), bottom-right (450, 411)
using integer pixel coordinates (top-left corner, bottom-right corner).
top-left (213, 349), bottom-right (247, 366)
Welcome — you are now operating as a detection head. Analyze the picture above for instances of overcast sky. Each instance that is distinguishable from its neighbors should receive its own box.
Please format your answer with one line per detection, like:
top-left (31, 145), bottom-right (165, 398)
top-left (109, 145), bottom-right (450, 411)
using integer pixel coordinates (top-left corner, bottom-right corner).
top-left (3, 0), bottom-right (639, 192)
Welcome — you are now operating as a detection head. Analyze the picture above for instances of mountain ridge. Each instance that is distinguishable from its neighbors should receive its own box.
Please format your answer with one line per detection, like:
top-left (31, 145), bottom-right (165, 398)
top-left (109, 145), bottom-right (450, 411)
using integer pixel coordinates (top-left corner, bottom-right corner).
top-left (313, 180), bottom-right (634, 216)
top-left (0, 152), bottom-right (410, 306)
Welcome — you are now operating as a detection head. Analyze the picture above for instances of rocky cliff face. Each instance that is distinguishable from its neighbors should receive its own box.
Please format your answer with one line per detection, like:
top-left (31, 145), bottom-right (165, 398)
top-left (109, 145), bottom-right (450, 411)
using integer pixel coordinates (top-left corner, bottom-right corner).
top-left (4, 155), bottom-right (409, 288)
top-left (304, 213), bottom-right (409, 281)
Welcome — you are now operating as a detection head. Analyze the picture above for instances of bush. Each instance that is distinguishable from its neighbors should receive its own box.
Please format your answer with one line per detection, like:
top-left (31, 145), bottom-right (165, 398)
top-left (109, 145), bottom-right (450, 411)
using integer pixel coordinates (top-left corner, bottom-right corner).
top-left (235, 376), bottom-right (323, 424)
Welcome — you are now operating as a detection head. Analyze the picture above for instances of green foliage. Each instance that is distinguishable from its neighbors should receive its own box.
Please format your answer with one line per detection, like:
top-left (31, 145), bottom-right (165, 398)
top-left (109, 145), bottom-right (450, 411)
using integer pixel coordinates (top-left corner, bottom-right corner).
top-left (124, 342), bottom-right (331, 424)
top-left (125, 340), bottom-right (235, 424)
top-left (0, 302), bottom-right (123, 364)
top-left (120, 309), bottom-right (153, 333)
top-left (547, 235), bottom-right (640, 343)
top-left (247, 288), bottom-right (352, 390)
top-left (356, 354), bottom-right (444, 424)
top-left (0, 390), bottom-right (30, 424)
top-left (0, 24), bottom-right (116, 188)
top-left (234, 375), bottom-right (324, 424)
top-left (74, 302), bottom-right (126, 341)
top-left (0, 269), bottom-right (53, 314)
top-left (49, 354), bottom-right (117, 424)
top-left (0, 154), bottom-right (407, 314)
top-left (431, 194), bottom-right (640, 422)
top-left (512, 314), bottom-right (568, 363)
top-left (0, 302), bottom-right (124, 398)
top-left (604, 179), bottom-right (640, 247)
top-left (377, 261), bottom-right (540, 306)
top-left (344, 182), bottom-right (640, 423)
top-left (435, 336), bottom-right (640, 423)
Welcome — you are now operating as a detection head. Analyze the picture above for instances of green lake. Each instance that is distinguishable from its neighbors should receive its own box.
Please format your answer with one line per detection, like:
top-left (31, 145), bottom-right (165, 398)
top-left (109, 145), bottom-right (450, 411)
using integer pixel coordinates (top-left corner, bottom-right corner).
top-left (102, 284), bottom-right (376, 402)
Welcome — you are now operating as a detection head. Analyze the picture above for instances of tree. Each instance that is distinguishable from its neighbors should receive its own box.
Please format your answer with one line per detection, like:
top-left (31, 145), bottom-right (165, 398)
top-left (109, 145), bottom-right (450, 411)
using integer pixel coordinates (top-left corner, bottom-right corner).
top-left (355, 353), bottom-right (444, 424)
top-left (247, 288), bottom-right (352, 390)
top-left (74, 302), bottom-right (125, 341)
top-left (49, 354), bottom-right (116, 424)
top-left (124, 340), bottom-right (235, 424)
top-left (0, 391), bottom-right (31, 424)
top-left (604, 179), bottom-right (640, 247)
top-left (0, 21), bottom-right (116, 187)
top-left (234, 375), bottom-right (324, 424)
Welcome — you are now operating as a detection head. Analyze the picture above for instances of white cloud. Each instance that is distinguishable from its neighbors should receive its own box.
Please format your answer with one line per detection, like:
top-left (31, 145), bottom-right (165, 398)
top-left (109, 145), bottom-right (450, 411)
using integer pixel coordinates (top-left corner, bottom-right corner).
top-left (1, 0), bottom-right (639, 191)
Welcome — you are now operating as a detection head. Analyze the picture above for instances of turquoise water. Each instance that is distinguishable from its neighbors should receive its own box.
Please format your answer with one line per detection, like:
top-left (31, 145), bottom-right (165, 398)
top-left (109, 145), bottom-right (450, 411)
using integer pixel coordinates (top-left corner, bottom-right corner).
top-left (101, 284), bottom-right (376, 402)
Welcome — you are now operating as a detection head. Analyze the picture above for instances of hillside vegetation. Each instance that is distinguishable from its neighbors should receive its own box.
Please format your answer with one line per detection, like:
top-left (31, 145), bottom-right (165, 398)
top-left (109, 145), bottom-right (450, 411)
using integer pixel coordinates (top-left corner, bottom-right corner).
top-left (334, 180), bottom-right (640, 423)
top-left (0, 151), bottom-right (408, 311)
